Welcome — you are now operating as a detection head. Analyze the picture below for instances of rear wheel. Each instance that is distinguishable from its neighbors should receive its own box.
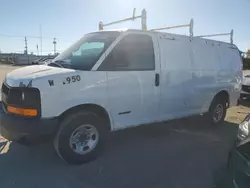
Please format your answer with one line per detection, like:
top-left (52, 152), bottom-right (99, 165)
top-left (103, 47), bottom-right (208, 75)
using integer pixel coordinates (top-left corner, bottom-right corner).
top-left (54, 111), bottom-right (106, 165)
top-left (208, 97), bottom-right (227, 125)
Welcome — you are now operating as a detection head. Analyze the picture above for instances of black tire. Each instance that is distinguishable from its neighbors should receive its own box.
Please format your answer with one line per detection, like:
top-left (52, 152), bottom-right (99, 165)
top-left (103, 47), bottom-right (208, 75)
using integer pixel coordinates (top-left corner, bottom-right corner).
top-left (54, 111), bottom-right (106, 165)
top-left (208, 96), bottom-right (227, 125)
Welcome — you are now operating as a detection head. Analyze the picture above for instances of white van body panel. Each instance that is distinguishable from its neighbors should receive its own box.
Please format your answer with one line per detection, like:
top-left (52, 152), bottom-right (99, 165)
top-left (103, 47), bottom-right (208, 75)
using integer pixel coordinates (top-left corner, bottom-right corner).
top-left (157, 34), bottom-right (194, 121)
top-left (156, 32), bottom-right (241, 121)
top-left (5, 65), bottom-right (112, 125)
top-left (5, 65), bottom-right (75, 87)
top-left (190, 37), bottom-right (241, 111)
top-left (3, 30), bottom-right (242, 131)
top-left (31, 71), bottom-right (109, 119)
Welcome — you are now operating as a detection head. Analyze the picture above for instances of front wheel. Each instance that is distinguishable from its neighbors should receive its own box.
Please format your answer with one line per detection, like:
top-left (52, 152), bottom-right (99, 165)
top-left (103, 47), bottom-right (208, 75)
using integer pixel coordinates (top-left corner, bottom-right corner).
top-left (54, 112), bottom-right (106, 165)
top-left (208, 97), bottom-right (227, 125)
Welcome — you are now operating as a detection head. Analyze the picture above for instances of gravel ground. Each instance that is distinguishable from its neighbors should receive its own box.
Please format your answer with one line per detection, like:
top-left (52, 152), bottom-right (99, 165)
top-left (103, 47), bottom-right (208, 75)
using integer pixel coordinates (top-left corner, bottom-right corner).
top-left (0, 64), bottom-right (249, 188)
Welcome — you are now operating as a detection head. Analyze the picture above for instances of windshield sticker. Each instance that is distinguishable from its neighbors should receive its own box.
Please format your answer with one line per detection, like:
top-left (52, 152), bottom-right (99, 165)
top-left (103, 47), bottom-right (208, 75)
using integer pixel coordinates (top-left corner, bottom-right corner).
top-left (48, 80), bottom-right (54, 86)
top-left (63, 75), bottom-right (81, 85)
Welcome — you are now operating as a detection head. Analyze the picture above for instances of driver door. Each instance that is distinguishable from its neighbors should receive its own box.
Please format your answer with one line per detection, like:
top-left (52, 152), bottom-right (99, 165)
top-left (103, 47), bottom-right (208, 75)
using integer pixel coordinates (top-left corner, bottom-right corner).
top-left (98, 33), bottom-right (160, 130)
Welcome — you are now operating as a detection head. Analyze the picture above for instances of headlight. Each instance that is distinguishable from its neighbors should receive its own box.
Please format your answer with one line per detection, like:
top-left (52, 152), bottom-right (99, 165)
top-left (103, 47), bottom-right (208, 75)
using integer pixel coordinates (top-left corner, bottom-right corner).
top-left (238, 114), bottom-right (250, 140)
top-left (6, 87), bottom-right (41, 117)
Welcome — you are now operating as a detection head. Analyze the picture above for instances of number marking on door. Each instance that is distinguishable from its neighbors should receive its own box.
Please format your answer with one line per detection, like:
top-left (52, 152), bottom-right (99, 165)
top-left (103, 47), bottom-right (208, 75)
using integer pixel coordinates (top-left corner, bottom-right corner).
top-left (63, 75), bottom-right (81, 85)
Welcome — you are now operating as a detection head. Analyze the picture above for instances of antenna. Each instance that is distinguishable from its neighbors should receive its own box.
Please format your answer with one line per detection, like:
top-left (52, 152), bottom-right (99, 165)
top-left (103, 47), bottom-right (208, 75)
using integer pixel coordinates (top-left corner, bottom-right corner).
top-left (149, 19), bottom-right (194, 36)
top-left (99, 8), bottom-right (147, 31)
top-left (196, 29), bottom-right (234, 44)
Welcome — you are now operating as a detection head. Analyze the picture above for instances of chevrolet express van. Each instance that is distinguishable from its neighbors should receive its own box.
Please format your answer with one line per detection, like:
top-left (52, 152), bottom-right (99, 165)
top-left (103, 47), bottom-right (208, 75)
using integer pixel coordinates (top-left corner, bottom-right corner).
top-left (0, 29), bottom-right (242, 164)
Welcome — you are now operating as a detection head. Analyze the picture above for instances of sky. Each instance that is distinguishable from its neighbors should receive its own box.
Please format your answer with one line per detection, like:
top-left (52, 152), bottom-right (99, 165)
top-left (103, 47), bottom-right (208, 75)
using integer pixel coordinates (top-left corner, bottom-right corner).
top-left (0, 0), bottom-right (250, 54)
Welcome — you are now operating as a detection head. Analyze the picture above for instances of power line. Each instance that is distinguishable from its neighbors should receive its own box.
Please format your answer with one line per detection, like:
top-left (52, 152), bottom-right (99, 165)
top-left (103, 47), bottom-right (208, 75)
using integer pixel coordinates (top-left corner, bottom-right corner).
top-left (0, 33), bottom-right (54, 39)
top-left (0, 33), bottom-right (76, 43)
top-left (0, 33), bottom-right (76, 44)
top-left (0, 33), bottom-right (75, 42)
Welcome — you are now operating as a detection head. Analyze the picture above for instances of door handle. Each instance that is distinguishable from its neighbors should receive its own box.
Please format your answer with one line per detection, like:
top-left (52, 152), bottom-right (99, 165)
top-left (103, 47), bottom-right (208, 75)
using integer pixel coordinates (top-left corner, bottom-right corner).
top-left (155, 73), bottom-right (160, 86)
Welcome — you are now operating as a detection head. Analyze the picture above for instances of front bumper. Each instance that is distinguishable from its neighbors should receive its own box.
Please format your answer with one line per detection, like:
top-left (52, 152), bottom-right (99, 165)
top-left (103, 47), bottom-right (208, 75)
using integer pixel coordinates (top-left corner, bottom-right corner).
top-left (0, 102), bottom-right (59, 142)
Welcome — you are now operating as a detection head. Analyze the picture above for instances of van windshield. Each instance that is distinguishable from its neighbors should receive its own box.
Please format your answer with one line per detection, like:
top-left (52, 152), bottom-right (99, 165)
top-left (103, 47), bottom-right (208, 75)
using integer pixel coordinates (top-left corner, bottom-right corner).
top-left (51, 31), bottom-right (120, 70)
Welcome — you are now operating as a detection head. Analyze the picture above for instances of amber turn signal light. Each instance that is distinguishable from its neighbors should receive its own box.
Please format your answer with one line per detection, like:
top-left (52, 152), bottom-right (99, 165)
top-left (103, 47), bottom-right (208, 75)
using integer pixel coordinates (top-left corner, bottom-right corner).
top-left (7, 106), bottom-right (37, 117)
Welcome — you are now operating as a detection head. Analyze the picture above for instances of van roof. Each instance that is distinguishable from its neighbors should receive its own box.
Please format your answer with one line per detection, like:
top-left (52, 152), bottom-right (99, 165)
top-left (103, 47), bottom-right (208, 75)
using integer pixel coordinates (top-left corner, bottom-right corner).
top-left (99, 29), bottom-right (238, 48)
top-left (99, 9), bottom-right (235, 46)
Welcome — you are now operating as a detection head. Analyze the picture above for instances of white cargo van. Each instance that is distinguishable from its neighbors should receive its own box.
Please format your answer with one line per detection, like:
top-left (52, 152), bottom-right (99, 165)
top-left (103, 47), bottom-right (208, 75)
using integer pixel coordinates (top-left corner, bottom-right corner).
top-left (0, 11), bottom-right (242, 164)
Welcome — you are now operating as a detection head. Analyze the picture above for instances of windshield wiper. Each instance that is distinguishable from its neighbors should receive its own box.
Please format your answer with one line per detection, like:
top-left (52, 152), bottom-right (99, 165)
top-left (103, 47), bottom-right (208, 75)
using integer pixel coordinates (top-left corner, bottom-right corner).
top-left (48, 60), bottom-right (72, 68)
top-left (48, 62), bottom-right (64, 68)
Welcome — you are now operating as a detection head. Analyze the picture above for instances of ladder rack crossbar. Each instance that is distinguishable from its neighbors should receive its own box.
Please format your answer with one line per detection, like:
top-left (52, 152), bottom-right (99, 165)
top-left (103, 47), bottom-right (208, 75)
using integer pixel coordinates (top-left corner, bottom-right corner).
top-left (149, 24), bottom-right (190, 31)
top-left (197, 33), bottom-right (230, 38)
top-left (197, 29), bottom-right (234, 44)
top-left (102, 16), bottom-right (142, 27)
top-left (149, 19), bottom-right (194, 36)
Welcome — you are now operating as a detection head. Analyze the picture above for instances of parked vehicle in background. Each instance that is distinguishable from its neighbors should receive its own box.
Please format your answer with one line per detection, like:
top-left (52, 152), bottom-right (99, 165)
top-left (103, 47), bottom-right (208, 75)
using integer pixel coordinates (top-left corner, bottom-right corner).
top-left (42, 58), bottom-right (53, 65)
top-left (214, 137), bottom-right (250, 188)
top-left (238, 114), bottom-right (250, 141)
top-left (214, 113), bottom-right (250, 187)
top-left (241, 71), bottom-right (250, 99)
top-left (31, 57), bottom-right (44, 64)
top-left (0, 10), bottom-right (243, 164)
top-left (31, 57), bottom-right (55, 65)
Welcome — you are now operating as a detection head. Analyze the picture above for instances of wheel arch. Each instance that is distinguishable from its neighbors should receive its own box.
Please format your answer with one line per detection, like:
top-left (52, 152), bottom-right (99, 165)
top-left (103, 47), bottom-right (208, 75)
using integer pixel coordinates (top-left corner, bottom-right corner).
top-left (210, 90), bottom-right (230, 109)
top-left (59, 103), bottom-right (113, 131)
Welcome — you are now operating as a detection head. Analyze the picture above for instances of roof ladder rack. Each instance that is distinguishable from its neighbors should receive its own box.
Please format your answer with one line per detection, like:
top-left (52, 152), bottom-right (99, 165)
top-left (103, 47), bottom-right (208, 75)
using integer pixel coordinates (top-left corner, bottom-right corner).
top-left (149, 19), bottom-right (194, 37)
top-left (196, 29), bottom-right (234, 44)
top-left (99, 8), bottom-right (147, 31)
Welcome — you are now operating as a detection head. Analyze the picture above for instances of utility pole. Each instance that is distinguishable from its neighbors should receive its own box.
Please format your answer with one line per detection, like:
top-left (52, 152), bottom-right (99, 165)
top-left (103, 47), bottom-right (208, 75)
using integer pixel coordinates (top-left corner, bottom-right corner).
top-left (24, 37), bottom-right (28, 55)
top-left (39, 24), bottom-right (42, 55)
top-left (36, 44), bottom-right (39, 56)
top-left (53, 38), bottom-right (57, 55)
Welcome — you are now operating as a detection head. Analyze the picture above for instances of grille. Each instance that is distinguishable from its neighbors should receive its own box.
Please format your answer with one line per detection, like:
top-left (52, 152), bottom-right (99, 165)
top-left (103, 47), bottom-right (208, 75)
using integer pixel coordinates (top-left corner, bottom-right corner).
top-left (242, 85), bottom-right (250, 93)
top-left (8, 88), bottom-right (41, 110)
top-left (1, 83), bottom-right (41, 116)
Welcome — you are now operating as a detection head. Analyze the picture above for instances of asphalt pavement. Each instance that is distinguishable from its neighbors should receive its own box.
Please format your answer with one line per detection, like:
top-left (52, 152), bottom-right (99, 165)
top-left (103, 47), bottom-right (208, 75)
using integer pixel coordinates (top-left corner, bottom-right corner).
top-left (0, 114), bottom-right (239, 188)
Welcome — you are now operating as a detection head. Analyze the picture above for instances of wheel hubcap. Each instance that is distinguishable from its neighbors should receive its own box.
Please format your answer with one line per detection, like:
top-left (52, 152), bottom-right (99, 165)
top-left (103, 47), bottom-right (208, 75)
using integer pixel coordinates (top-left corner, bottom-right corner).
top-left (213, 104), bottom-right (223, 122)
top-left (69, 124), bottom-right (99, 155)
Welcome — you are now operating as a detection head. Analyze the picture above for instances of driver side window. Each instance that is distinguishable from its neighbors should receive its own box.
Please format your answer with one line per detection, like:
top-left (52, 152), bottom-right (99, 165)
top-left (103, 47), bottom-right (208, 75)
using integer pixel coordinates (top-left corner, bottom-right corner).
top-left (98, 34), bottom-right (155, 71)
